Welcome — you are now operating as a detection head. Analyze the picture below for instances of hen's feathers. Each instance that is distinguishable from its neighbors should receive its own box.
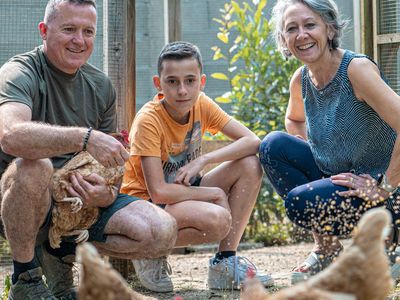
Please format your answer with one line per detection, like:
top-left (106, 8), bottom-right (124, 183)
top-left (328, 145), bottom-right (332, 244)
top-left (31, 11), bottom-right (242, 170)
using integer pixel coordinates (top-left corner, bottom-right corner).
top-left (49, 151), bottom-right (124, 248)
top-left (77, 243), bottom-right (147, 300)
top-left (241, 208), bottom-right (393, 300)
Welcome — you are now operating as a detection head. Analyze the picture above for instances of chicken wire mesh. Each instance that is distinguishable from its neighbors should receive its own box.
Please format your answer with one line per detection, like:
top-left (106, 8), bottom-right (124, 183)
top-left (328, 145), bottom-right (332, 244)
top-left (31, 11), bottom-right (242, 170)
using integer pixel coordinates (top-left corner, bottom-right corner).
top-left (0, 0), bottom-right (139, 290)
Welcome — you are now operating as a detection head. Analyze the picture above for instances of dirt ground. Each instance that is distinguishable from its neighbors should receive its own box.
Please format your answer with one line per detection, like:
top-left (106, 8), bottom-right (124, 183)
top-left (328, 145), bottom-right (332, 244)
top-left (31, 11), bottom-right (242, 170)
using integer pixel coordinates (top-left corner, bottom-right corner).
top-left (2, 242), bottom-right (400, 299)
top-left (126, 242), bottom-right (400, 300)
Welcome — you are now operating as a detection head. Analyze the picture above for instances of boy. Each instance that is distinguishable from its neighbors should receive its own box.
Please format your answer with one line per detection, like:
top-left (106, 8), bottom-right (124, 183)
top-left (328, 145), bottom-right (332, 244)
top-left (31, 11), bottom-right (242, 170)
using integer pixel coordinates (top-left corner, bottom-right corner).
top-left (121, 41), bottom-right (273, 292)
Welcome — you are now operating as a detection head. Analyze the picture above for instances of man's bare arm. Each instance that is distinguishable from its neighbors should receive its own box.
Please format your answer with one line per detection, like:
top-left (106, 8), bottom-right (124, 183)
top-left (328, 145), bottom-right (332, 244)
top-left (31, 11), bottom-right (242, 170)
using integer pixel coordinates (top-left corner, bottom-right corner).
top-left (0, 102), bottom-right (128, 167)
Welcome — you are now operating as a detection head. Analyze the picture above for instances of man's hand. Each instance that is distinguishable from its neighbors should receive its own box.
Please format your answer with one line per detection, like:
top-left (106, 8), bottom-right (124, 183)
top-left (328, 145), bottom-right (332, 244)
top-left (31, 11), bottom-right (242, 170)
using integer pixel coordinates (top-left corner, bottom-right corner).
top-left (86, 130), bottom-right (130, 168)
top-left (175, 157), bottom-right (206, 186)
top-left (67, 173), bottom-right (116, 208)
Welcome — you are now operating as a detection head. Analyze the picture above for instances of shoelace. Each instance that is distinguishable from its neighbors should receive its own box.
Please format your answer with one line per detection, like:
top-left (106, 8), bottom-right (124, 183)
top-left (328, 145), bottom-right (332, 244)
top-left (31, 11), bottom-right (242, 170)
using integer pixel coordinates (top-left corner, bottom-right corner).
top-left (231, 256), bottom-right (257, 285)
top-left (152, 258), bottom-right (172, 282)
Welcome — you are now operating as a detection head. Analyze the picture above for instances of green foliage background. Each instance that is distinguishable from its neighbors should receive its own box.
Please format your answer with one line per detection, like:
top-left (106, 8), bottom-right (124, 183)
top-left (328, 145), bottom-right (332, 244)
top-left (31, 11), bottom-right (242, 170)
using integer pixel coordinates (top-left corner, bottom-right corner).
top-left (211, 0), bottom-right (301, 245)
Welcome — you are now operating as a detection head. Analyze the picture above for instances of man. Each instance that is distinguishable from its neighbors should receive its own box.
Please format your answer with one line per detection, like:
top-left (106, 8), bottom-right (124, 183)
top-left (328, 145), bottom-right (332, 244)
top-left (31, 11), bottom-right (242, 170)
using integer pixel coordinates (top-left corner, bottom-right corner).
top-left (0, 1), bottom-right (177, 299)
top-left (121, 41), bottom-right (274, 292)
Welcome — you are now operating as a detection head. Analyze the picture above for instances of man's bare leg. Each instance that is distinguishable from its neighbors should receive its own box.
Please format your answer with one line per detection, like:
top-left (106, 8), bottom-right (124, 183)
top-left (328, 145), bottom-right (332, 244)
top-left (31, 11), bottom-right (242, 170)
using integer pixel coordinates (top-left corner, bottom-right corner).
top-left (94, 200), bottom-right (178, 259)
top-left (1, 158), bottom-right (53, 262)
top-left (1, 158), bottom-right (58, 299)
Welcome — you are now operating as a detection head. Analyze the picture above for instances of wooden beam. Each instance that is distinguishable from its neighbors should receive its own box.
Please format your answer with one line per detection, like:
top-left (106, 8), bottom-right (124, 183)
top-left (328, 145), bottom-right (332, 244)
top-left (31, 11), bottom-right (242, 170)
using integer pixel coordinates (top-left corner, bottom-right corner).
top-left (103, 0), bottom-right (136, 132)
top-left (376, 33), bottom-right (400, 44)
top-left (168, 0), bottom-right (181, 42)
top-left (126, 0), bottom-right (136, 130)
top-left (361, 0), bottom-right (374, 58)
top-left (103, 0), bottom-right (136, 279)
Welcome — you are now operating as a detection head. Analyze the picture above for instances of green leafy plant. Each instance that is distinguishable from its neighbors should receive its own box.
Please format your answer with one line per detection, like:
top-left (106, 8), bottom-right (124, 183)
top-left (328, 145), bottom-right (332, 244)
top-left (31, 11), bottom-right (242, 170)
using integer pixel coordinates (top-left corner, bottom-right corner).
top-left (1, 275), bottom-right (11, 300)
top-left (211, 0), bottom-right (301, 244)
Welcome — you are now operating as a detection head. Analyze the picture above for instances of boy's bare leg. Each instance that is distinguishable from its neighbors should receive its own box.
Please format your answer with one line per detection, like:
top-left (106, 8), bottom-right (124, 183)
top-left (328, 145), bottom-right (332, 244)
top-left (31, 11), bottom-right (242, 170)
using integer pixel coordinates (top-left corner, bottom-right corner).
top-left (201, 155), bottom-right (262, 251)
top-left (165, 200), bottom-right (232, 247)
top-left (94, 200), bottom-right (178, 259)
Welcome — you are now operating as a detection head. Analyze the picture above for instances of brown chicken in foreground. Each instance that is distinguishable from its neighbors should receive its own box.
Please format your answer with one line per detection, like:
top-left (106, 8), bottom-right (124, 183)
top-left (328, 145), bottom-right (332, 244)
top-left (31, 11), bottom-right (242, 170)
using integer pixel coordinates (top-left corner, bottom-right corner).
top-left (49, 131), bottom-right (129, 249)
top-left (241, 208), bottom-right (393, 300)
top-left (77, 208), bottom-right (392, 300)
top-left (77, 243), bottom-right (149, 300)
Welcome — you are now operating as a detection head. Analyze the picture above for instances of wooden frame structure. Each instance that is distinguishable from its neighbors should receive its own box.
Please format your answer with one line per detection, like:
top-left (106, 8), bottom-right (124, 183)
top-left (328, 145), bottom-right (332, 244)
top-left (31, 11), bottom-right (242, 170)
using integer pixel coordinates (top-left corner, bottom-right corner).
top-left (104, 0), bottom-right (136, 132)
top-left (372, 0), bottom-right (400, 62)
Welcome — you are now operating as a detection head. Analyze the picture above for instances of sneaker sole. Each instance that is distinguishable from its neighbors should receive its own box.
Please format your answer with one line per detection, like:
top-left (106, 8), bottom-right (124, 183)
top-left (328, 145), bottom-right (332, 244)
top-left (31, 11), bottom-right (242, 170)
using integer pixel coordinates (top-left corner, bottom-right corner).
top-left (208, 276), bottom-right (274, 290)
top-left (291, 271), bottom-right (310, 285)
top-left (136, 276), bottom-right (173, 293)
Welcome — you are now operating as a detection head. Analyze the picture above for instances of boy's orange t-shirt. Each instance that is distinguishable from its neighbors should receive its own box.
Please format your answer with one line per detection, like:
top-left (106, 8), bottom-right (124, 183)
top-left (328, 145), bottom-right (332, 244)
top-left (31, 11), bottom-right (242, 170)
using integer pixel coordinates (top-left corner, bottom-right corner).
top-left (121, 92), bottom-right (231, 200)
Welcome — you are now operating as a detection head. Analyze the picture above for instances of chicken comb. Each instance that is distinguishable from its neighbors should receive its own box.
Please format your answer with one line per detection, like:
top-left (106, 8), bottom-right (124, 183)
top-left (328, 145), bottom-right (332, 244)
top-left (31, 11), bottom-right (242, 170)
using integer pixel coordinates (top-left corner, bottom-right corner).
top-left (110, 131), bottom-right (130, 149)
top-left (173, 296), bottom-right (184, 300)
top-left (120, 130), bottom-right (129, 144)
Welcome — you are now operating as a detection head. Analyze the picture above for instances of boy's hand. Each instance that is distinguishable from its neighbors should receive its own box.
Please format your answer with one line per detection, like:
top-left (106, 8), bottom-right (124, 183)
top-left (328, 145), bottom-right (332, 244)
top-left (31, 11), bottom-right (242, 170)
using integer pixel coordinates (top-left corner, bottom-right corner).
top-left (175, 157), bottom-right (206, 186)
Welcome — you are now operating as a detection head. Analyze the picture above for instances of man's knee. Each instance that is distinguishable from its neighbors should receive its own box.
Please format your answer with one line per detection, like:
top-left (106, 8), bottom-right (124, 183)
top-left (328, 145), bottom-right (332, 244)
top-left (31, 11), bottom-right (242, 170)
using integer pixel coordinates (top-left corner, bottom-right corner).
top-left (1, 158), bottom-right (53, 194)
top-left (146, 210), bottom-right (177, 257)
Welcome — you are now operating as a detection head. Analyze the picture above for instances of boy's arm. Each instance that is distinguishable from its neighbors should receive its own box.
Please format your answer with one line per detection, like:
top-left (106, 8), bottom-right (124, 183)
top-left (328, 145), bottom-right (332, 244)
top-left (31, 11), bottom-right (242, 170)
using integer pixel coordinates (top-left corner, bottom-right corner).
top-left (175, 119), bottom-right (260, 186)
top-left (141, 156), bottom-right (229, 208)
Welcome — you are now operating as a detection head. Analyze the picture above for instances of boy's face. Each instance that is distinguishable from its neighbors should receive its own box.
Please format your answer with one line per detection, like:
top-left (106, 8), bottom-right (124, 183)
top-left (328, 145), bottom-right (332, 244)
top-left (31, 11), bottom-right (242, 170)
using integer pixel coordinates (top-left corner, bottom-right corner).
top-left (153, 58), bottom-right (206, 122)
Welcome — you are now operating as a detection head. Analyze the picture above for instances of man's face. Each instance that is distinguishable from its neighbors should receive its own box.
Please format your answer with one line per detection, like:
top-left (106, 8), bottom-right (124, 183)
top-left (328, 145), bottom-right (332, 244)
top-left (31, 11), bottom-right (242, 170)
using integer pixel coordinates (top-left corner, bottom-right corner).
top-left (39, 2), bottom-right (97, 74)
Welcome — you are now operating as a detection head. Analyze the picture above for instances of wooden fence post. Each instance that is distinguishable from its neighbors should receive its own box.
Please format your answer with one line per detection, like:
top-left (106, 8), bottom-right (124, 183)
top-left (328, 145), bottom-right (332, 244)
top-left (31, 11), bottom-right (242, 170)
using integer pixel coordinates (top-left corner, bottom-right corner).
top-left (103, 0), bottom-right (136, 278)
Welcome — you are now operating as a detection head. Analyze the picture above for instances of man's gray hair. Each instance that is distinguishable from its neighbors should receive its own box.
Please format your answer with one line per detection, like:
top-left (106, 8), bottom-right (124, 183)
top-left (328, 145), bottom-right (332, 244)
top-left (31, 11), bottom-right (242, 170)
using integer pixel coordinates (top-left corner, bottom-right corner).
top-left (271, 0), bottom-right (348, 57)
top-left (44, 0), bottom-right (97, 23)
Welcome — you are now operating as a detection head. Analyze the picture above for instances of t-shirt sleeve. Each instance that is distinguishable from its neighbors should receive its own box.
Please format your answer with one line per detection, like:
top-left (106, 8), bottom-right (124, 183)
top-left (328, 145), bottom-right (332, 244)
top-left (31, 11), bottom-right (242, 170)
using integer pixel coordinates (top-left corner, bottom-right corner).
top-left (0, 61), bottom-right (36, 110)
top-left (98, 79), bottom-right (117, 133)
top-left (201, 94), bottom-right (232, 135)
top-left (129, 112), bottom-right (162, 157)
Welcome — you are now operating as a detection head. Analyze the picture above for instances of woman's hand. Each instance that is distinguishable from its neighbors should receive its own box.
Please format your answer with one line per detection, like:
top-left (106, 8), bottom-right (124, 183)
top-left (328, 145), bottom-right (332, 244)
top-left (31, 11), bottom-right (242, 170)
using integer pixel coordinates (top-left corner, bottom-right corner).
top-left (67, 173), bottom-right (116, 208)
top-left (330, 173), bottom-right (390, 203)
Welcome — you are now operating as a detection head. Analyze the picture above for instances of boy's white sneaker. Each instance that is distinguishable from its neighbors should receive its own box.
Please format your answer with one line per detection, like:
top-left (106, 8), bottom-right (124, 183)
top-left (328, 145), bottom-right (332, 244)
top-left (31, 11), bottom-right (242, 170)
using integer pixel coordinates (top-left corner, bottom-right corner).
top-left (132, 257), bottom-right (173, 292)
top-left (207, 256), bottom-right (274, 290)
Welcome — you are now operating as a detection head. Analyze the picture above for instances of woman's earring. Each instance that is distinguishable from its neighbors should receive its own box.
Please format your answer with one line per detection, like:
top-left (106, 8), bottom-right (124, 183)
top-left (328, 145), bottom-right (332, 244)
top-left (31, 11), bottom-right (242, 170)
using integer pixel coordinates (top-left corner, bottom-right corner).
top-left (282, 47), bottom-right (292, 58)
top-left (328, 39), bottom-right (333, 50)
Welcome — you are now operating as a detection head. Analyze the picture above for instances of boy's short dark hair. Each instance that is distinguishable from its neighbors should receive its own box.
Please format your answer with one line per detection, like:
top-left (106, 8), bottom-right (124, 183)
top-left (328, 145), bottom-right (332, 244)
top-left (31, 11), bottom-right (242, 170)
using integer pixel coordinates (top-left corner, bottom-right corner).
top-left (157, 41), bottom-right (203, 75)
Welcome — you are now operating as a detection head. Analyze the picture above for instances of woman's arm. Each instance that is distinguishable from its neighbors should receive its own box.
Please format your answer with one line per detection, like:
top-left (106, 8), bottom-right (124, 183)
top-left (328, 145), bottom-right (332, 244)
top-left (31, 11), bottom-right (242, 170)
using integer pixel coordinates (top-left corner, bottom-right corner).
top-left (285, 67), bottom-right (307, 139)
top-left (348, 57), bottom-right (400, 188)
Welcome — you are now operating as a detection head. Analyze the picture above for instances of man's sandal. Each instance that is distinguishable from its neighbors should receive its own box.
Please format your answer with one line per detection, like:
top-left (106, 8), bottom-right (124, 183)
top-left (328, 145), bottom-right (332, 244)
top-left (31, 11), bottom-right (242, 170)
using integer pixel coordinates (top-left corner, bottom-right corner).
top-left (291, 247), bottom-right (343, 285)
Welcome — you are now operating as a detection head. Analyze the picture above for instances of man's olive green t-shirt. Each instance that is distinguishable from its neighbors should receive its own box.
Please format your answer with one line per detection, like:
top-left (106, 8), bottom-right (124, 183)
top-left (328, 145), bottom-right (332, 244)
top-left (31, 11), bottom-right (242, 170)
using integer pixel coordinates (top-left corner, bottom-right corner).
top-left (0, 46), bottom-right (117, 176)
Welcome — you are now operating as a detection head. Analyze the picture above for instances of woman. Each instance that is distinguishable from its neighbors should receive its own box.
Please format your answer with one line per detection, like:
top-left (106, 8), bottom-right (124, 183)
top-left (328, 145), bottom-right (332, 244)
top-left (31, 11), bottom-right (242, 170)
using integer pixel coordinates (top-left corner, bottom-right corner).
top-left (259, 0), bottom-right (400, 284)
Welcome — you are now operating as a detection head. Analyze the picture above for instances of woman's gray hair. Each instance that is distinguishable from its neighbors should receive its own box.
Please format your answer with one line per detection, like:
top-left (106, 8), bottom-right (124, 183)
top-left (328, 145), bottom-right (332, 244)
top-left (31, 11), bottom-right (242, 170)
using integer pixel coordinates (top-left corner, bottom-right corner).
top-left (271, 0), bottom-right (348, 57)
top-left (44, 0), bottom-right (96, 23)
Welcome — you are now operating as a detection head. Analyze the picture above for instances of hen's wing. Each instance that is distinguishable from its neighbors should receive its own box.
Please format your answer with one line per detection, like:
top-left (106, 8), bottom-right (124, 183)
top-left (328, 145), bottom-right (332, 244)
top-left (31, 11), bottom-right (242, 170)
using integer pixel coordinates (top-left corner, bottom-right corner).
top-left (77, 243), bottom-right (149, 300)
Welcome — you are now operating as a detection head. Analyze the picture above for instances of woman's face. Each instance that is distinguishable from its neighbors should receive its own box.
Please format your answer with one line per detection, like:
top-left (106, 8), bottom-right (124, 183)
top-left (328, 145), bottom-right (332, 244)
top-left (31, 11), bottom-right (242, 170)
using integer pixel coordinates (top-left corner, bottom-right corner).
top-left (281, 3), bottom-right (333, 64)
